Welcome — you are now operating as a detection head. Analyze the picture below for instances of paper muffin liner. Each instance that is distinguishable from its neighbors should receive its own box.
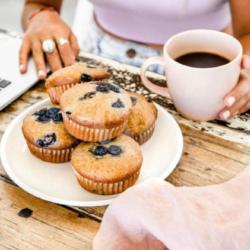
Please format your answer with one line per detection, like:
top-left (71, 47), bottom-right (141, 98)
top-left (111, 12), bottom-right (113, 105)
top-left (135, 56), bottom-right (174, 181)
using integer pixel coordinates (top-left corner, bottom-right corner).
top-left (47, 83), bottom-right (79, 104)
top-left (62, 113), bottom-right (127, 142)
top-left (72, 167), bottom-right (140, 195)
top-left (125, 122), bottom-right (155, 145)
top-left (26, 140), bottom-right (75, 163)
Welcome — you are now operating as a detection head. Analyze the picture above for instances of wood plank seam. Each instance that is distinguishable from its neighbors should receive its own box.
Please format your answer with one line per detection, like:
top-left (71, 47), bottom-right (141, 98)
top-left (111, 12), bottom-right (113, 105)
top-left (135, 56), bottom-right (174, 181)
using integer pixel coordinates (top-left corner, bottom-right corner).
top-left (0, 173), bottom-right (102, 223)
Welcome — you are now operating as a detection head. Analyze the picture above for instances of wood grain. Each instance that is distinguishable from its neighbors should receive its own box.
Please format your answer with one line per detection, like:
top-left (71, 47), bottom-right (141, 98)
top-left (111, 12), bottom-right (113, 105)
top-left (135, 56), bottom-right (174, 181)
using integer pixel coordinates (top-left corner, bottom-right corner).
top-left (0, 63), bottom-right (250, 221)
top-left (167, 134), bottom-right (249, 187)
top-left (0, 52), bottom-right (250, 249)
top-left (0, 179), bottom-right (99, 250)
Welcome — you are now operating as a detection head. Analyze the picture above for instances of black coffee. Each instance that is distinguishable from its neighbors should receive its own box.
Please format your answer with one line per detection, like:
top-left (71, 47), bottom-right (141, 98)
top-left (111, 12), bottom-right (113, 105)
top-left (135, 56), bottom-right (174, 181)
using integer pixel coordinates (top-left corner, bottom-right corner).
top-left (175, 52), bottom-right (229, 68)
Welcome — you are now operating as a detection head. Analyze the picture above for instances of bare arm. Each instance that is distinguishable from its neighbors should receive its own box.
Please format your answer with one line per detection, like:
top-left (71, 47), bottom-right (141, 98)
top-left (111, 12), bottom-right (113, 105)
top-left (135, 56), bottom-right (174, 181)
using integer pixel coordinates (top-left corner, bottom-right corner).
top-left (20, 0), bottom-right (79, 78)
top-left (22, 0), bottom-right (63, 30)
top-left (230, 0), bottom-right (250, 55)
top-left (218, 0), bottom-right (250, 120)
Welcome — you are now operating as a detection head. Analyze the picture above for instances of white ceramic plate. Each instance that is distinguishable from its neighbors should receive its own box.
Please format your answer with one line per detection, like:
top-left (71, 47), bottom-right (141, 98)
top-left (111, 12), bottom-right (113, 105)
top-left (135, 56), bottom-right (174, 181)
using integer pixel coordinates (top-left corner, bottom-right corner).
top-left (0, 99), bottom-right (183, 207)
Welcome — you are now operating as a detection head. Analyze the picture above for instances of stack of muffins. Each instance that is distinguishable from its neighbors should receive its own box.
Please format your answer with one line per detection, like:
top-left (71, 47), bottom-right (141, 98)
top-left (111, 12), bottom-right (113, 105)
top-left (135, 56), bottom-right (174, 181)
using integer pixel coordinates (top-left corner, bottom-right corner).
top-left (22, 63), bottom-right (158, 195)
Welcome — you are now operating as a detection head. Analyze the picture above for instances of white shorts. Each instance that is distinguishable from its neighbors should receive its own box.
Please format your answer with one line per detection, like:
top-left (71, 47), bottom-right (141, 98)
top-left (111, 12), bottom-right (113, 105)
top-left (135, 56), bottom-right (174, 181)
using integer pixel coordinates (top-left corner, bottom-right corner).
top-left (81, 19), bottom-right (165, 74)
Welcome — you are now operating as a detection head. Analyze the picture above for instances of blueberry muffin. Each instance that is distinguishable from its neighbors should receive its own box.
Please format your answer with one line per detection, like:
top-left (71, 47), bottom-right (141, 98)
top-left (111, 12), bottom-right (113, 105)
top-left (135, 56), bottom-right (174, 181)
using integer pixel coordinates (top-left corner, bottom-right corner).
top-left (45, 63), bottom-right (109, 104)
top-left (125, 92), bottom-right (158, 144)
top-left (60, 82), bottom-right (132, 142)
top-left (71, 134), bottom-right (143, 195)
top-left (22, 106), bottom-right (78, 163)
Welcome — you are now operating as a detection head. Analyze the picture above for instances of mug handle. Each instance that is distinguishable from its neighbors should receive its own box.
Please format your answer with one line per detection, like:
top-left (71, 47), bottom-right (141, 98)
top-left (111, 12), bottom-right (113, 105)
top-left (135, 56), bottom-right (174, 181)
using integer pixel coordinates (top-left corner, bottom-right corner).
top-left (140, 56), bottom-right (171, 99)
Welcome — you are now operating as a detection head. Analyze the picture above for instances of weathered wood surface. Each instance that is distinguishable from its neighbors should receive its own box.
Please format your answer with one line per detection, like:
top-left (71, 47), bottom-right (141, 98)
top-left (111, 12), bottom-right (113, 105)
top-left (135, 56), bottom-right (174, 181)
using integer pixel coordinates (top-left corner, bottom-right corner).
top-left (0, 176), bottom-right (99, 250)
top-left (0, 52), bottom-right (250, 249)
top-left (80, 52), bottom-right (250, 151)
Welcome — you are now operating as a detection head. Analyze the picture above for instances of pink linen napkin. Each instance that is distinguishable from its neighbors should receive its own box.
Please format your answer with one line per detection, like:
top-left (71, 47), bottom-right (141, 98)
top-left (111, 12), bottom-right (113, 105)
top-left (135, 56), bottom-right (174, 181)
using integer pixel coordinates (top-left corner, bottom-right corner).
top-left (93, 167), bottom-right (250, 250)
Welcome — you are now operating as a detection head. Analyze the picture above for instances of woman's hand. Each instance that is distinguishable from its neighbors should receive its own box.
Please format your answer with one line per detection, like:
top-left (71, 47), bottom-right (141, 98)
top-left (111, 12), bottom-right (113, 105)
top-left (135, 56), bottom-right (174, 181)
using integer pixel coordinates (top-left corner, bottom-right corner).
top-left (219, 55), bottom-right (250, 120)
top-left (19, 10), bottom-right (80, 79)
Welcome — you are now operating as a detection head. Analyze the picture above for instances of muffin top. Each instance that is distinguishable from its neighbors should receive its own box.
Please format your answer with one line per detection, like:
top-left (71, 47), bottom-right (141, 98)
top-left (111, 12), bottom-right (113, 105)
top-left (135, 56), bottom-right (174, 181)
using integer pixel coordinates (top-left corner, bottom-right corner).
top-left (60, 82), bottom-right (132, 128)
top-left (127, 92), bottom-right (158, 135)
top-left (71, 134), bottom-right (143, 182)
top-left (45, 63), bottom-right (110, 88)
top-left (22, 105), bottom-right (78, 149)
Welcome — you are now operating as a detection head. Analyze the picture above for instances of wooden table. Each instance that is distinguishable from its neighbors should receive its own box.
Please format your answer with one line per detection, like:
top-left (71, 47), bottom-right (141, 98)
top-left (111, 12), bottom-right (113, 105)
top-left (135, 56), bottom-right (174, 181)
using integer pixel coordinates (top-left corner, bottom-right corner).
top-left (0, 52), bottom-right (250, 250)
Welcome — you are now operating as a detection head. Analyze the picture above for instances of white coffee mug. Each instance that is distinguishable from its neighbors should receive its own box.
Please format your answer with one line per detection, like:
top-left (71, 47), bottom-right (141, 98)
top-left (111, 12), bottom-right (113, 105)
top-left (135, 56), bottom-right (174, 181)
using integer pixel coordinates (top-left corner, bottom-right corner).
top-left (141, 29), bottom-right (242, 121)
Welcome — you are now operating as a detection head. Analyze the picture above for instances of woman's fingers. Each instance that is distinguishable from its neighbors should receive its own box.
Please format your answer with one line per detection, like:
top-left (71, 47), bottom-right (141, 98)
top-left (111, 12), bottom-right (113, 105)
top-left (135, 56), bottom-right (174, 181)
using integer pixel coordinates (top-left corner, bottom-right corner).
top-left (19, 37), bottom-right (31, 74)
top-left (44, 42), bottom-right (62, 72)
top-left (238, 100), bottom-right (250, 114)
top-left (69, 32), bottom-right (80, 56)
top-left (20, 10), bottom-right (79, 75)
top-left (242, 54), bottom-right (250, 69)
top-left (55, 35), bottom-right (75, 66)
top-left (20, 33), bottom-right (79, 77)
top-left (220, 76), bottom-right (250, 120)
top-left (220, 55), bottom-right (250, 119)
top-left (31, 40), bottom-right (47, 79)
top-left (224, 76), bottom-right (250, 108)
top-left (221, 94), bottom-right (249, 119)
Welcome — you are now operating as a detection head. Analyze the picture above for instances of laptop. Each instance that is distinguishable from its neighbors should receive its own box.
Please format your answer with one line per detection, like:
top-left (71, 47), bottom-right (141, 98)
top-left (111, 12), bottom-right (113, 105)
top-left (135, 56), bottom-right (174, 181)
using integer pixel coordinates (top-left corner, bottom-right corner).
top-left (0, 29), bottom-right (38, 111)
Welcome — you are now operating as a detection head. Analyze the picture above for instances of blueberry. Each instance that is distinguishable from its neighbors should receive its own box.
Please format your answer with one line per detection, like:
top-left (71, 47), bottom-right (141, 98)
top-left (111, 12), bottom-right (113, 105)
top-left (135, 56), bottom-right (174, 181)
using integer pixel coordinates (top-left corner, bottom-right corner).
top-left (96, 83), bottom-right (120, 93)
top-left (36, 115), bottom-right (50, 123)
top-left (18, 208), bottom-right (33, 218)
top-left (109, 84), bottom-right (120, 93)
top-left (112, 99), bottom-right (125, 108)
top-left (52, 113), bottom-right (63, 122)
top-left (37, 139), bottom-right (45, 147)
top-left (80, 73), bottom-right (92, 82)
top-left (34, 108), bottom-right (47, 116)
top-left (96, 84), bottom-right (110, 93)
top-left (108, 145), bottom-right (122, 156)
top-left (130, 96), bottom-right (137, 106)
top-left (90, 144), bottom-right (122, 157)
top-left (79, 91), bottom-right (96, 101)
top-left (48, 107), bottom-right (60, 116)
top-left (44, 134), bottom-right (55, 144)
top-left (92, 145), bottom-right (108, 156)
top-left (43, 133), bottom-right (56, 147)
top-left (36, 133), bottom-right (56, 148)
top-left (35, 107), bottom-right (63, 123)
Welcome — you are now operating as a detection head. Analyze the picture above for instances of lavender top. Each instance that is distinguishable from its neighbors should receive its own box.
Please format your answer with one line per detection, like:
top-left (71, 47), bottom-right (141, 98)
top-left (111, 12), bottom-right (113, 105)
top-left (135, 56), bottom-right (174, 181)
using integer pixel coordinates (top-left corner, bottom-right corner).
top-left (90, 0), bottom-right (231, 44)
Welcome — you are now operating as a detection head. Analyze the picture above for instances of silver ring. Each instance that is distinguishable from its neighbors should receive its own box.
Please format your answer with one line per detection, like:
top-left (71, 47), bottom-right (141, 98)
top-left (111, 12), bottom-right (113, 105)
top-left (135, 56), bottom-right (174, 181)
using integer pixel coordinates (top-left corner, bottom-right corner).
top-left (42, 39), bottom-right (56, 54)
top-left (58, 37), bottom-right (69, 46)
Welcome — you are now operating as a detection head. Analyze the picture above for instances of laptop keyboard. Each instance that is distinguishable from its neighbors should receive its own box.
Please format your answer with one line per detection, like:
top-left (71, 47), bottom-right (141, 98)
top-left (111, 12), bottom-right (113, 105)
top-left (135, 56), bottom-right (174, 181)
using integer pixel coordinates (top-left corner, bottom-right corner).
top-left (0, 78), bottom-right (11, 89)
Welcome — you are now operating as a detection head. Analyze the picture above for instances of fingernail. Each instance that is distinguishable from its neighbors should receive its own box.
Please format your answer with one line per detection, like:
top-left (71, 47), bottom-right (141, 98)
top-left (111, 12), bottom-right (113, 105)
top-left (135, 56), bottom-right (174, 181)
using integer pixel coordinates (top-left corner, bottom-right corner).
top-left (19, 64), bottom-right (25, 72)
top-left (243, 55), bottom-right (250, 69)
top-left (245, 56), bottom-right (250, 69)
top-left (225, 96), bottom-right (236, 107)
top-left (38, 70), bottom-right (46, 79)
top-left (221, 110), bottom-right (231, 120)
